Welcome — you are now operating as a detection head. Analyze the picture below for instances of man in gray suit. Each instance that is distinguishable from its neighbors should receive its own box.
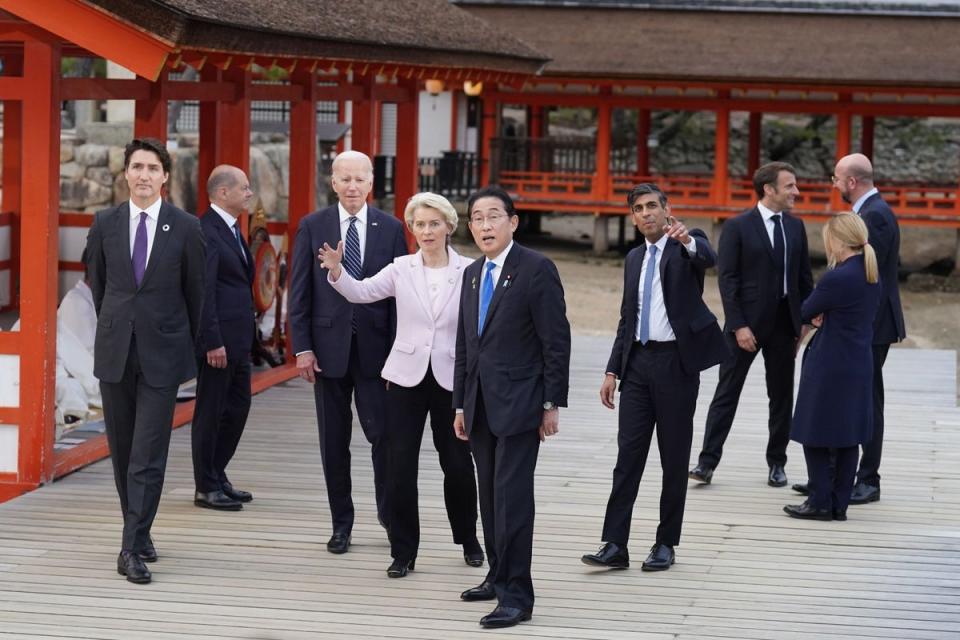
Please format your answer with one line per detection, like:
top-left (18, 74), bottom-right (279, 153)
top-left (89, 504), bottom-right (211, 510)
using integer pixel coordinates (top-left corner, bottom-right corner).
top-left (85, 138), bottom-right (205, 585)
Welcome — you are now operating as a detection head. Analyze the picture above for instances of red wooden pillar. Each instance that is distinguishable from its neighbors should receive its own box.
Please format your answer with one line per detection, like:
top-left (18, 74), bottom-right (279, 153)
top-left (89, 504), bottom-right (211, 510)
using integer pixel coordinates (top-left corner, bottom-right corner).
top-left (289, 67), bottom-right (318, 233)
top-left (480, 96), bottom-right (496, 185)
top-left (713, 96), bottom-right (730, 204)
top-left (351, 75), bottom-right (376, 156)
top-left (134, 71), bottom-right (167, 141)
top-left (637, 108), bottom-right (651, 177)
top-left (19, 37), bottom-right (61, 487)
top-left (220, 66), bottom-right (252, 233)
top-left (394, 78), bottom-right (419, 251)
top-left (861, 115), bottom-right (875, 160)
top-left (833, 101), bottom-right (853, 210)
top-left (528, 104), bottom-right (544, 170)
top-left (594, 97), bottom-right (612, 201)
top-left (747, 112), bottom-right (762, 176)
top-left (197, 65), bottom-right (223, 214)
top-left (3, 54), bottom-right (23, 312)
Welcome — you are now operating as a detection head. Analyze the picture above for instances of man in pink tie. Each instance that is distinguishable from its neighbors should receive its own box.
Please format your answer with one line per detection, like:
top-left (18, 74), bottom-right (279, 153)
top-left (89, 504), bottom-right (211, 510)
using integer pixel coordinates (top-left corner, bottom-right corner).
top-left (84, 138), bottom-right (206, 585)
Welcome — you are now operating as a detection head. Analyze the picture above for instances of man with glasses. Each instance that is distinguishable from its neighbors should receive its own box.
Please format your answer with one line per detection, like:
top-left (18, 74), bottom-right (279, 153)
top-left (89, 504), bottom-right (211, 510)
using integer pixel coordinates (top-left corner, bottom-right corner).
top-left (453, 186), bottom-right (570, 629)
top-left (289, 150), bottom-right (408, 554)
top-left (792, 153), bottom-right (905, 505)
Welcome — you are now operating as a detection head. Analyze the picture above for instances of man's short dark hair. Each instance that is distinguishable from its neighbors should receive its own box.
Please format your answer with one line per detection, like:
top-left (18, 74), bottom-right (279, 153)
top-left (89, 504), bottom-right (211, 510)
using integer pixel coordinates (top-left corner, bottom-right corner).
top-left (467, 185), bottom-right (516, 216)
top-left (753, 161), bottom-right (796, 198)
top-left (627, 183), bottom-right (668, 209)
top-left (123, 137), bottom-right (171, 174)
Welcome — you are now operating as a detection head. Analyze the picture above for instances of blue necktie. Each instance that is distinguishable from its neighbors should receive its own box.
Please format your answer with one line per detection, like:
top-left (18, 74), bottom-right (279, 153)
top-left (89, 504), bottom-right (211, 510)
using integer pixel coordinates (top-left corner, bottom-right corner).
top-left (478, 261), bottom-right (496, 336)
top-left (771, 214), bottom-right (785, 298)
top-left (132, 212), bottom-right (148, 286)
top-left (638, 245), bottom-right (658, 344)
top-left (233, 223), bottom-right (248, 265)
top-left (344, 216), bottom-right (362, 279)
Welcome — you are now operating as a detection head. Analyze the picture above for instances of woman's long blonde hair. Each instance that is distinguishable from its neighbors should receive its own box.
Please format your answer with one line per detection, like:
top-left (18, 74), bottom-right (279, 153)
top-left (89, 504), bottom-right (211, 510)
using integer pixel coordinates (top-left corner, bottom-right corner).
top-left (822, 213), bottom-right (878, 284)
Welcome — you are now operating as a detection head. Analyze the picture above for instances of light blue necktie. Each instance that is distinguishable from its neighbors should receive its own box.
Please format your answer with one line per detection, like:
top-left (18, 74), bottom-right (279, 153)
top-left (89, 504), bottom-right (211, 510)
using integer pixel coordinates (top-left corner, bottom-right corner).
top-left (638, 245), bottom-right (658, 344)
top-left (478, 261), bottom-right (496, 336)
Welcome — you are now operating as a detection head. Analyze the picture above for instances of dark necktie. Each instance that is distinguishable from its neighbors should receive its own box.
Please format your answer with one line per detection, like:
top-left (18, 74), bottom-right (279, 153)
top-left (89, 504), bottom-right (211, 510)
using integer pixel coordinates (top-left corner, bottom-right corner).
top-left (771, 214), bottom-right (785, 298)
top-left (478, 261), bottom-right (496, 336)
top-left (132, 212), bottom-right (148, 286)
top-left (344, 216), bottom-right (362, 279)
top-left (638, 244), bottom-right (658, 344)
top-left (233, 223), bottom-right (248, 265)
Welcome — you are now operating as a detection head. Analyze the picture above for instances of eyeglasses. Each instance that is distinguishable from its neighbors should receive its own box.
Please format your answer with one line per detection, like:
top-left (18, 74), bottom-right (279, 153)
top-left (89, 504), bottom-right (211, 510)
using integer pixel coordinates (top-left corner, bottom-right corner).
top-left (469, 213), bottom-right (508, 226)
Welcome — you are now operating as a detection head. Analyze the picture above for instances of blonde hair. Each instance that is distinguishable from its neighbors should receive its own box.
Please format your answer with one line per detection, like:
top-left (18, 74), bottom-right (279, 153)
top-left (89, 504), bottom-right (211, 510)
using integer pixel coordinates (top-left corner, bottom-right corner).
top-left (404, 192), bottom-right (458, 234)
top-left (822, 213), bottom-right (878, 284)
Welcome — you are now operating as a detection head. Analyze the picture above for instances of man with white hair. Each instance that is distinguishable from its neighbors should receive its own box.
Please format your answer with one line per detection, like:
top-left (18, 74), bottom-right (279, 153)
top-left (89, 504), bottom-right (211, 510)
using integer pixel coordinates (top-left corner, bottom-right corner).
top-left (289, 151), bottom-right (408, 553)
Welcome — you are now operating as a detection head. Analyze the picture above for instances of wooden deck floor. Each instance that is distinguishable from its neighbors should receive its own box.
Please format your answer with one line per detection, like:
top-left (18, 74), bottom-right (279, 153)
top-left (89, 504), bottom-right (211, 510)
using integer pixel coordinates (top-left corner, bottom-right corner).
top-left (1, 336), bottom-right (958, 639)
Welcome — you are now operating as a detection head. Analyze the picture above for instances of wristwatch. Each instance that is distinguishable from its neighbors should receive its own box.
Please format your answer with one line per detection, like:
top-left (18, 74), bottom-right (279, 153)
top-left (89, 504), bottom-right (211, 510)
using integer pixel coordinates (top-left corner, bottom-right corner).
top-left (542, 401), bottom-right (556, 411)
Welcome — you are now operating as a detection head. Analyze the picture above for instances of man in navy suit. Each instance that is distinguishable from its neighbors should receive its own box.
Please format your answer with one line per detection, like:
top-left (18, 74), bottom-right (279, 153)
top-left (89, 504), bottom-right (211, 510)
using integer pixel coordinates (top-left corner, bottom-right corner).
top-left (817, 153), bottom-right (904, 504)
top-left (85, 138), bottom-right (205, 584)
top-left (289, 151), bottom-right (407, 554)
top-left (453, 186), bottom-right (570, 629)
top-left (582, 183), bottom-right (728, 573)
top-left (191, 165), bottom-right (256, 512)
top-left (690, 162), bottom-right (814, 487)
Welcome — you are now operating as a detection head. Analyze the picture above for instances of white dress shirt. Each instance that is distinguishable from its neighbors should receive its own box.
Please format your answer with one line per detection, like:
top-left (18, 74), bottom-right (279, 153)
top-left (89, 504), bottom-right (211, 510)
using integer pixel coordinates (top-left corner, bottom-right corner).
top-left (210, 202), bottom-right (239, 230)
top-left (339, 202), bottom-right (368, 264)
top-left (757, 201), bottom-right (788, 297)
top-left (634, 234), bottom-right (695, 343)
top-left (478, 240), bottom-right (514, 307)
top-left (128, 197), bottom-right (162, 265)
top-left (852, 187), bottom-right (879, 214)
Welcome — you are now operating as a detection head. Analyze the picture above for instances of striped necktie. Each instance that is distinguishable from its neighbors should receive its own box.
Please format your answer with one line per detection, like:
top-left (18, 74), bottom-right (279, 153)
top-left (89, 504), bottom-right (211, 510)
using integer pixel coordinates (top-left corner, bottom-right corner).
top-left (344, 216), bottom-right (362, 279)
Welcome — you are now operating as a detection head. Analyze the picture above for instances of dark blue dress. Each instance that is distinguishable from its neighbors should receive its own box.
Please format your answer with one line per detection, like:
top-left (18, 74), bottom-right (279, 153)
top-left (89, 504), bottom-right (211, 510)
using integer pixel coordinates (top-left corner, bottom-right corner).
top-left (791, 255), bottom-right (881, 448)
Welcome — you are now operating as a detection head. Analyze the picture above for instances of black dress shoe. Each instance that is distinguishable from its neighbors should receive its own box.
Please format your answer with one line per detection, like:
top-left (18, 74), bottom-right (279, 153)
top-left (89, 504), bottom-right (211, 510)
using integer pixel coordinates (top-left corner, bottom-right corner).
top-left (833, 509), bottom-right (848, 521)
top-left (792, 482), bottom-right (810, 495)
top-left (581, 542), bottom-right (629, 569)
top-left (387, 557), bottom-right (415, 578)
top-left (327, 532), bottom-right (351, 554)
top-left (461, 580), bottom-right (497, 601)
top-left (221, 482), bottom-right (252, 503)
top-left (641, 543), bottom-right (675, 571)
top-left (194, 490), bottom-right (243, 511)
top-left (138, 536), bottom-right (157, 563)
top-left (463, 538), bottom-right (485, 567)
top-left (479, 605), bottom-right (531, 629)
top-left (117, 550), bottom-right (151, 584)
top-left (849, 483), bottom-right (880, 504)
top-left (688, 464), bottom-right (714, 484)
top-left (783, 501), bottom-right (831, 520)
top-left (768, 465), bottom-right (788, 487)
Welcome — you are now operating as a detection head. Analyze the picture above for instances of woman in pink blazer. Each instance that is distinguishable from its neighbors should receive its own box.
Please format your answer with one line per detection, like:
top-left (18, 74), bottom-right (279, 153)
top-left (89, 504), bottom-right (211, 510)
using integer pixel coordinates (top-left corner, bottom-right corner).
top-left (319, 192), bottom-right (482, 578)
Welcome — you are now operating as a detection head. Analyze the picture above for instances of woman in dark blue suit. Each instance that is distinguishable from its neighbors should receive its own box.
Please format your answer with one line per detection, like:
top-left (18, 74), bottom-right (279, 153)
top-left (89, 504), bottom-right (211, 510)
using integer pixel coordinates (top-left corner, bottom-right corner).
top-left (785, 213), bottom-right (881, 521)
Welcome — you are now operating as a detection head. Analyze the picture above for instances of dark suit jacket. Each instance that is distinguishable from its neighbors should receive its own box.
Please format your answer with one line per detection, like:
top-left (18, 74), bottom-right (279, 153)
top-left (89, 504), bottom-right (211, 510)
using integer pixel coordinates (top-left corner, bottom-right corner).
top-left (453, 243), bottom-right (571, 438)
top-left (85, 200), bottom-right (206, 387)
top-left (791, 254), bottom-right (881, 447)
top-left (195, 208), bottom-right (255, 361)
top-left (859, 193), bottom-right (906, 345)
top-left (606, 230), bottom-right (729, 379)
top-left (718, 207), bottom-right (814, 340)
top-left (288, 204), bottom-right (407, 378)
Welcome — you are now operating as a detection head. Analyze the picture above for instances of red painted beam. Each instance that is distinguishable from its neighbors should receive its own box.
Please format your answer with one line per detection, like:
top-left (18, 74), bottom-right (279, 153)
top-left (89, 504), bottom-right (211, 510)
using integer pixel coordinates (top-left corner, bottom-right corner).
top-left (394, 78), bottom-right (418, 251)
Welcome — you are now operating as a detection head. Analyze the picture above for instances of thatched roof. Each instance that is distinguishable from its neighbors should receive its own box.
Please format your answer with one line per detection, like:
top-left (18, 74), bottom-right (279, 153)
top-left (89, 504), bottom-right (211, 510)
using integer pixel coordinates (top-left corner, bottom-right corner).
top-left (84, 0), bottom-right (548, 74)
top-left (457, 2), bottom-right (960, 86)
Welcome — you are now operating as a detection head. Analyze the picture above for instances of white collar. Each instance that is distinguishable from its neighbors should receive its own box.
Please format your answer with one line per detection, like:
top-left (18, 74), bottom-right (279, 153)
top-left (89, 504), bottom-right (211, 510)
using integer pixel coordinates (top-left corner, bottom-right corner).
top-left (129, 197), bottom-right (162, 220)
top-left (757, 201), bottom-right (782, 221)
top-left (645, 233), bottom-right (668, 254)
top-left (338, 202), bottom-right (368, 225)
top-left (852, 187), bottom-right (879, 214)
top-left (209, 203), bottom-right (239, 228)
top-left (483, 240), bottom-right (514, 269)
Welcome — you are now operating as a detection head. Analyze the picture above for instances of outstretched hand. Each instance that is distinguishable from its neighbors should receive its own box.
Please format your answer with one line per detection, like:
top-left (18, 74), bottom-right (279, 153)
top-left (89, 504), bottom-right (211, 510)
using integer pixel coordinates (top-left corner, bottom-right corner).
top-left (663, 216), bottom-right (691, 245)
top-left (317, 241), bottom-right (345, 278)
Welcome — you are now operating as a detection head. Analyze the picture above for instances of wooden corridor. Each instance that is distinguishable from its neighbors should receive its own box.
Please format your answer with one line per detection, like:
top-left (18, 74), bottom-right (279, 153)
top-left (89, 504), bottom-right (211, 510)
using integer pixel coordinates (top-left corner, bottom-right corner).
top-left (1, 336), bottom-right (958, 639)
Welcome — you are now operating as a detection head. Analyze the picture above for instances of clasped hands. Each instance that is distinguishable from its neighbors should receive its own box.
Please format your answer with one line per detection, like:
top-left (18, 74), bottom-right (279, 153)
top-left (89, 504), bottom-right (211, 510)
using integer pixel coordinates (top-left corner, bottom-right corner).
top-left (453, 408), bottom-right (560, 443)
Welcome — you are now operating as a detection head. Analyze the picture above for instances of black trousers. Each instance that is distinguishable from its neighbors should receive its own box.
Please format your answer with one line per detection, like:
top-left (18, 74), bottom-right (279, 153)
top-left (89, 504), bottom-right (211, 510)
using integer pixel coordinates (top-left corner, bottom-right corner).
top-left (856, 343), bottom-right (890, 488)
top-left (191, 357), bottom-right (252, 493)
top-left (469, 389), bottom-right (540, 612)
top-left (385, 366), bottom-right (478, 561)
top-left (313, 337), bottom-right (389, 535)
top-left (601, 342), bottom-right (699, 548)
top-left (804, 445), bottom-right (858, 512)
top-left (100, 336), bottom-right (178, 552)
top-left (699, 299), bottom-right (795, 469)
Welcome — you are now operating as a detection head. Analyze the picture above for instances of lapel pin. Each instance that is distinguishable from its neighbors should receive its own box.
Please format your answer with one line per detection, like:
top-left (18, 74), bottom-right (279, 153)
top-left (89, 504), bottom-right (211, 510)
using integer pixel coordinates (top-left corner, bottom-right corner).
top-left (471, 276), bottom-right (477, 290)
top-left (371, 221), bottom-right (379, 226)
top-left (502, 274), bottom-right (513, 288)
top-left (162, 224), bottom-right (170, 232)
